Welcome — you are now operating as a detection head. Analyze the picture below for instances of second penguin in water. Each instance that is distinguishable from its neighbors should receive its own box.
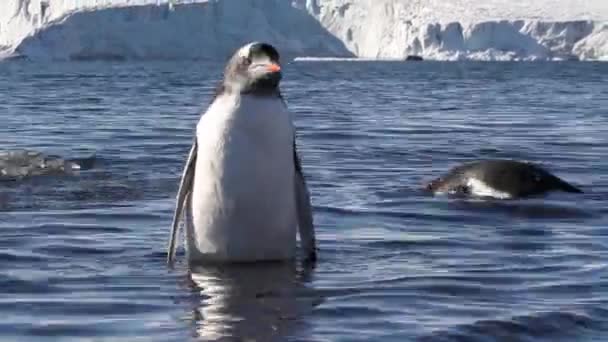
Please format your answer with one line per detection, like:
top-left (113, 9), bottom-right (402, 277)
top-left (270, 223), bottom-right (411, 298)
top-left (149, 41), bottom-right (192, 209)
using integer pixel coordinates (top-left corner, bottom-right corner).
top-left (425, 159), bottom-right (582, 199)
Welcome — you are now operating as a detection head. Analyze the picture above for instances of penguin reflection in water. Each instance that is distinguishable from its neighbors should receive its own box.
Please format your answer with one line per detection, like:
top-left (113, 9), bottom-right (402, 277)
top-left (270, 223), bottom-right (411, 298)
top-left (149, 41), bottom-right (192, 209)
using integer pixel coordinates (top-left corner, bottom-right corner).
top-left (167, 42), bottom-right (317, 265)
top-left (425, 159), bottom-right (583, 199)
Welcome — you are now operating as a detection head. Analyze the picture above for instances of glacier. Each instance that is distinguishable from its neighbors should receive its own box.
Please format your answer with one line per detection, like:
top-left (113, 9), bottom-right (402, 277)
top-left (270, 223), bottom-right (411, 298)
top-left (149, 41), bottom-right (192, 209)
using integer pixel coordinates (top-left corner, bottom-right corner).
top-left (1, 0), bottom-right (607, 61)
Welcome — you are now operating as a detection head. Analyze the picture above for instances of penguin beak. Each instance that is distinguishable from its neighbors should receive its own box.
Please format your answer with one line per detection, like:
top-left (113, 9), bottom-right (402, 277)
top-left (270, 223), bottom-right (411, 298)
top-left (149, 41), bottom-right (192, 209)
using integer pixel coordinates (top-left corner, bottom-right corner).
top-left (266, 63), bottom-right (281, 73)
top-left (250, 62), bottom-right (281, 75)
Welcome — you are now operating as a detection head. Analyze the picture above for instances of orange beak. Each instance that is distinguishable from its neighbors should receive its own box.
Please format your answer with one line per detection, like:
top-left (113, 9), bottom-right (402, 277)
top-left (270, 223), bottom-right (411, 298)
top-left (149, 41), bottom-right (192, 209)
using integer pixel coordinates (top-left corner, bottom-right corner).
top-left (267, 63), bottom-right (281, 73)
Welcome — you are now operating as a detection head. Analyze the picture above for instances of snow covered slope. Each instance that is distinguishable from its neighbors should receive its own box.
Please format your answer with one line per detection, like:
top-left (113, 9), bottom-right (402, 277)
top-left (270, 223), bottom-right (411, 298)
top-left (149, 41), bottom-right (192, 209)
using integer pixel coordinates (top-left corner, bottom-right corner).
top-left (1, 0), bottom-right (607, 61)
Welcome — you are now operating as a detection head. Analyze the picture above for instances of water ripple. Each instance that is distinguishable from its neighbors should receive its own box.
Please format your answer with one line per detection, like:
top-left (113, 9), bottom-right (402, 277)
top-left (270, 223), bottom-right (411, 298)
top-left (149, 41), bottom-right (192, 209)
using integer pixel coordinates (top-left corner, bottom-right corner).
top-left (0, 61), bottom-right (607, 341)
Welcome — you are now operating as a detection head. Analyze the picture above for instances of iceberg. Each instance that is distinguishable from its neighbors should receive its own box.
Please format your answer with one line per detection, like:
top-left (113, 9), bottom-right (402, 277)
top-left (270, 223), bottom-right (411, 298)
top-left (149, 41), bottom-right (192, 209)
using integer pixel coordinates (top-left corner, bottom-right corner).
top-left (0, 0), bottom-right (353, 61)
top-left (1, 0), bottom-right (607, 61)
top-left (307, 0), bottom-right (608, 61)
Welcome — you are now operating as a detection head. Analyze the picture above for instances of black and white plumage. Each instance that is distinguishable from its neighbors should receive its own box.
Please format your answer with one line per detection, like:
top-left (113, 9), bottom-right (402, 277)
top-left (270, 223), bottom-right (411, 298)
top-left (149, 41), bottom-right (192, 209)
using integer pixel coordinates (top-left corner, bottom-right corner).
top-left (0, 149), bottom-right (94, 180)
top-left (425, 159), bottom-right (583, 199)
top-left (167, 42), bottom-right (317, 265)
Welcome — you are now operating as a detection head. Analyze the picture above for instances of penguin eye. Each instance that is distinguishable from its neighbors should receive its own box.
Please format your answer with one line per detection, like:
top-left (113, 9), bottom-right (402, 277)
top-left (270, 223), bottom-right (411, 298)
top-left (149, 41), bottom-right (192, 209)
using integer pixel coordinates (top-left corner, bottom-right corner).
top-left (242, 56), bottom-right (252, 66)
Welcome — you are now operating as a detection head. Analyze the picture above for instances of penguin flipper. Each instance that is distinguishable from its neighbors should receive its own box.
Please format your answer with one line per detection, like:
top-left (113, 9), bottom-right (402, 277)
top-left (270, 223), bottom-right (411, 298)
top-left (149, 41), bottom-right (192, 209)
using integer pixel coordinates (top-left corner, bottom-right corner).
top-left (293, 141), bottom-right (317, 263)
top-left (167, 139), bottom-right (198, 266)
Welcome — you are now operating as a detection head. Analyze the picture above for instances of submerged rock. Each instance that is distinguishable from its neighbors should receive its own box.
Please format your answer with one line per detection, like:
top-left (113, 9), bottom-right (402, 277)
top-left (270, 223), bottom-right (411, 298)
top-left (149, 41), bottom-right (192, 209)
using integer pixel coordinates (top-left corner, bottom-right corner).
top-left (405, 55), bottom-right (424, 61)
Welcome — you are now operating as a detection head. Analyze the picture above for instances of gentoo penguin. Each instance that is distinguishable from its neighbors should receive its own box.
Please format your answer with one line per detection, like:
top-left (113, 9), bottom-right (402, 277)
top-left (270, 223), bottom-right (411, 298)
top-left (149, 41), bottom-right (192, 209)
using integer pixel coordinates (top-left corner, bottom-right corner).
top-left (0, 149), bottom-right (95, 180)
top-left (425, 159), bottom-right (583, 199)
top-left (167, 42), bottom-right (317, 265)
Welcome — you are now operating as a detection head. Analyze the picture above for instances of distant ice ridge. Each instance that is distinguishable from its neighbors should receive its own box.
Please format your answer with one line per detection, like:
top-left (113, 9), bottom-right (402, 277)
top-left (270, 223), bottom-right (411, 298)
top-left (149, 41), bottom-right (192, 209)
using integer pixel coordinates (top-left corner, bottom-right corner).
top-left (1, 0), bottom-right (607, 61)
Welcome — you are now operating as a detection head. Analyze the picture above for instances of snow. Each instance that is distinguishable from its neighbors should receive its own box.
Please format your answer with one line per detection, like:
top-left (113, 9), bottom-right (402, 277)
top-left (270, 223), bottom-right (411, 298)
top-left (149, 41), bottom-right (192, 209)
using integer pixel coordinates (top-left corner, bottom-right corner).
top-left (308, 0), bottom-right (608, 61)
top-left (574, 23), bottom-right (608, 61)
top-left (1, 0), bottom-right (607, 61)
top-left (0, 0), bottom-right (353, 60)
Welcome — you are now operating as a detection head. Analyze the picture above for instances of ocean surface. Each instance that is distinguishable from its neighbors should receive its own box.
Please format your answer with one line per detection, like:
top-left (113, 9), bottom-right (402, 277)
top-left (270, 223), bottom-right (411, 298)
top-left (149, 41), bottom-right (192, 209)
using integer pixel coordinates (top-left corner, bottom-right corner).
top-left (0, 60), bottom-right (607, 342)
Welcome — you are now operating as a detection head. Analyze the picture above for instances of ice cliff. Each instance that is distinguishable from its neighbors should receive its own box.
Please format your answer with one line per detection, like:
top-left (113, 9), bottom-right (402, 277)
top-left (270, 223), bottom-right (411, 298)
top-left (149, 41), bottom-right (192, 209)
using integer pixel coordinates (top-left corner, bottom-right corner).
top-left (0, 0), bottom-right (353, 60)
top-left (1, 0), bottom-right (607, 61)
top-left (306, 0), bottom-right (608, 61)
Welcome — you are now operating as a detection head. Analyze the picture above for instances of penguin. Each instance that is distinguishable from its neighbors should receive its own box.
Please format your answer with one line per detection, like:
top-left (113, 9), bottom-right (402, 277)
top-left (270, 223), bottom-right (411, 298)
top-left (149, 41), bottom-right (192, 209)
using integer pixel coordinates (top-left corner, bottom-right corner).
top-left (425, 159), bottom-right (583, 199)
top-left (0, 149), bottom-right (95, 180)
top-left (167, 42), bottom-right (317, 265)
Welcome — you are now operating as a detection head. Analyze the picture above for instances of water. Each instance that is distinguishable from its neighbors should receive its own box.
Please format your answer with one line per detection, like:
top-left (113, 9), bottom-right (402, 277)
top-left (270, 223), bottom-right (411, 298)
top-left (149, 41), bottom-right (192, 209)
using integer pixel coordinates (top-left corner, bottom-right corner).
top-left (1, 60), bottom-right (607, 342)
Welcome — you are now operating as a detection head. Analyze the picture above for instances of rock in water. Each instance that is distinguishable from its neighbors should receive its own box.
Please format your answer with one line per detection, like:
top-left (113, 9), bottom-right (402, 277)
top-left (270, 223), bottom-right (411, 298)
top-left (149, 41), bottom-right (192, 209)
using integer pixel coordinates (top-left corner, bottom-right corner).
top-left (406, 55), bottom-right (424, 61)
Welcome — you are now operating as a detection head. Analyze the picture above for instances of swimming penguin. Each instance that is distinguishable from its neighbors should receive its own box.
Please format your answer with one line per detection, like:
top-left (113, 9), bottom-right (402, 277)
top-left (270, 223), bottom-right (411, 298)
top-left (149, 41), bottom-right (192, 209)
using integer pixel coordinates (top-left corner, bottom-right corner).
top-left (167, 42), bottom-right (317, 265)
top-left (425, 159), bottom-right (583, 199)
top-left (0, 149), bottom-right (95, 180)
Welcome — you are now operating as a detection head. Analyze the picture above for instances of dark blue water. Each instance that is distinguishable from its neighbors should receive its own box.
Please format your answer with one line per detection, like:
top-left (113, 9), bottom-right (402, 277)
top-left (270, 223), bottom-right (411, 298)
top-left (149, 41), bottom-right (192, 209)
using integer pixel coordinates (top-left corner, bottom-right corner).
top-left (1, 60), bottom-right (607, 342)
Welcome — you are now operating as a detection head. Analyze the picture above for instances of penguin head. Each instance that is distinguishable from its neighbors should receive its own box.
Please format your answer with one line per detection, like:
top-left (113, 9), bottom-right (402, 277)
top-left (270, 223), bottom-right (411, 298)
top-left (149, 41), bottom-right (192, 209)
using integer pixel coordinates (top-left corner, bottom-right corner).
top-left (224, 42), bottom-right (282, 95)
top-left (425, 177), bottom-right (442, 192)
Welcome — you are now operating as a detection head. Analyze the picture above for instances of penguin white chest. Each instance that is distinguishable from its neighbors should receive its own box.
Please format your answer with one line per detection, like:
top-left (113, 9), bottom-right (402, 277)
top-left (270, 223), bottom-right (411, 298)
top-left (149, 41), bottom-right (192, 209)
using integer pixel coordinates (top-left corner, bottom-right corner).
top-left (188, 94), bottom-right (297, 262)
top-left (466, 177), bottom-right (512, 199)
